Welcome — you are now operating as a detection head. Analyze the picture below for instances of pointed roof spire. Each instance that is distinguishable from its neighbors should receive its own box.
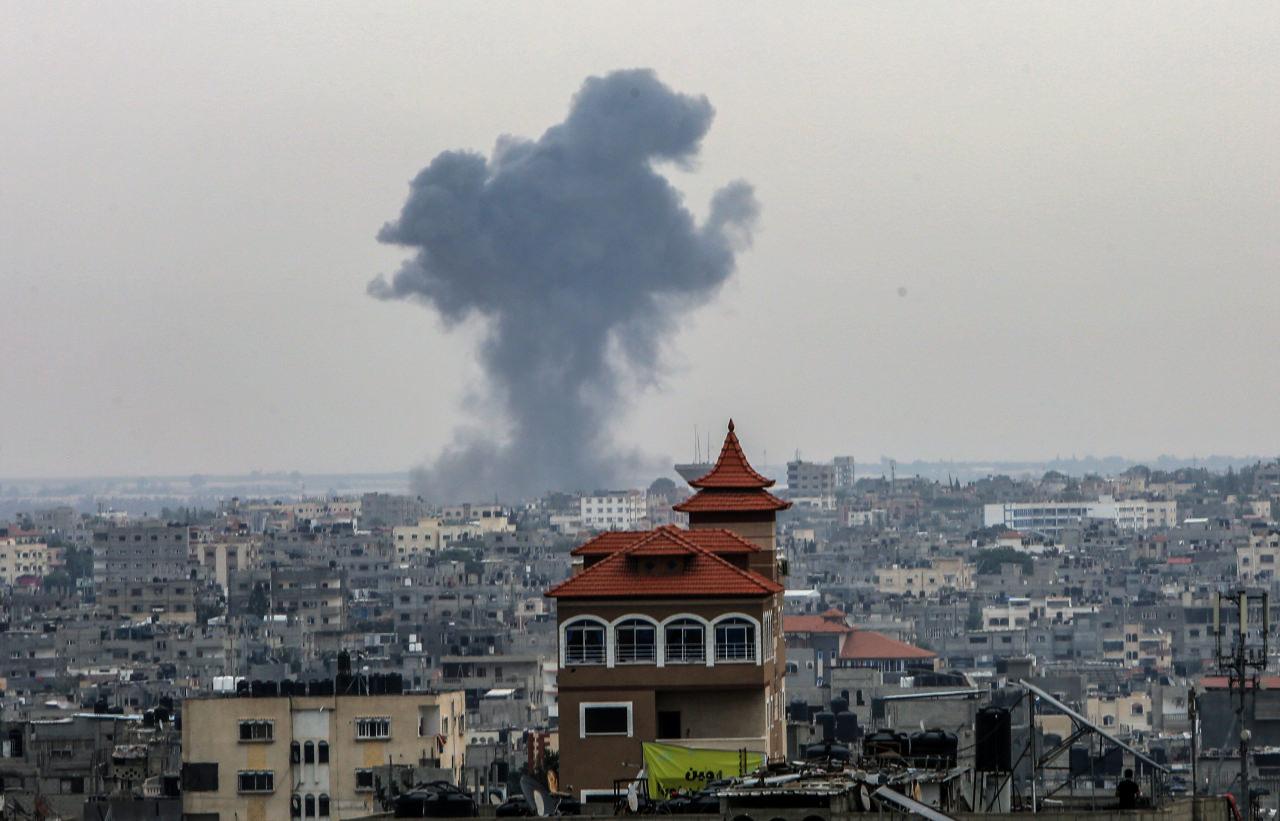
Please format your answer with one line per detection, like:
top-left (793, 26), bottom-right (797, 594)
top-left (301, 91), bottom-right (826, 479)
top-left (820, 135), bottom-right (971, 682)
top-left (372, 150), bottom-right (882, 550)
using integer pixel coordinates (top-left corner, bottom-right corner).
top-left (687, 419), bottom-right (775, 489)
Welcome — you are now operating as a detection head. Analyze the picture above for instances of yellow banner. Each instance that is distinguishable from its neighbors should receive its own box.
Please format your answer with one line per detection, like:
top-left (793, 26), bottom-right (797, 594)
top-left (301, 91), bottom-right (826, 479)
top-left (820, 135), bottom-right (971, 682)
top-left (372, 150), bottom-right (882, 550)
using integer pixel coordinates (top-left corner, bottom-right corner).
top-left (642, 741), bottom-right (765, 797)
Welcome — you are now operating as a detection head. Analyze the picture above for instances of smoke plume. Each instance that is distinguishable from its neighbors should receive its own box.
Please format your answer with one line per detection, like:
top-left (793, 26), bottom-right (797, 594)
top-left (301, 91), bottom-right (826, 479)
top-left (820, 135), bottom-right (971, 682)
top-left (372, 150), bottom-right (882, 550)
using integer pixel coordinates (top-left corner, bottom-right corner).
top-left (369, 69), bottom-right (758, 501)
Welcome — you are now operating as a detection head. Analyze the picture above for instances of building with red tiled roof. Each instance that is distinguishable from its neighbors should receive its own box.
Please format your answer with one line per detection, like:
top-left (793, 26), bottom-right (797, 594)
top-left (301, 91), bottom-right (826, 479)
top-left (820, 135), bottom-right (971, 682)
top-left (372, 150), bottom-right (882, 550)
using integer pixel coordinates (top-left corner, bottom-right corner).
top-left (837, 629), bottom-right (938, 673)
top-left (673, 421), bottom-right (791, 549)
top-left (548, 421), bottom-right (787, 800)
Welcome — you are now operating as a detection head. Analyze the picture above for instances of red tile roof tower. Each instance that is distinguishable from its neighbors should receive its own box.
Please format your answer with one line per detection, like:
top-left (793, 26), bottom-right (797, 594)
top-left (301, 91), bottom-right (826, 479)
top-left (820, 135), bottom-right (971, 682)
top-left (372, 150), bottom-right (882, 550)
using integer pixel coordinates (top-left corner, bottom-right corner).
top-left (674, 420), bottom-right (790, 553)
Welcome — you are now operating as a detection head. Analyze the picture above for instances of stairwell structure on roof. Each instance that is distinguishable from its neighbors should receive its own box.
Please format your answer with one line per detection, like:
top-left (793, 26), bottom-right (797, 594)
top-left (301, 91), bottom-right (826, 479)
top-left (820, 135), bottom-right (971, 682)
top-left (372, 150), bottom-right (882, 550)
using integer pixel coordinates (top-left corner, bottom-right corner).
top-left (674, 419), bottom-right (791, 554)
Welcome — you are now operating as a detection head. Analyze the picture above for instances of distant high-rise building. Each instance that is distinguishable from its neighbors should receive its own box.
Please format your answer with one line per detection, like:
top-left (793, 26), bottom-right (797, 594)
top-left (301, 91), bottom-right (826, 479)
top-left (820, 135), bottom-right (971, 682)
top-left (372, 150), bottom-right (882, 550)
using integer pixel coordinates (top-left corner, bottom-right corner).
top-left (833, 455), bottom-right (855, 489)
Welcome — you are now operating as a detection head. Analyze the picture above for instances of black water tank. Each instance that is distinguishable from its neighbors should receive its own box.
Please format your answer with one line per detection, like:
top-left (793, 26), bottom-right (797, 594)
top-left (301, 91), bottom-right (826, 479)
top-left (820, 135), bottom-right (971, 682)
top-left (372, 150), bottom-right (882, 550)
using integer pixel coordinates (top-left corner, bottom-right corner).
top-left (835, 712), bottom-right (859, 743)
top-left (863, 730), bottom-right (908, 758)
top-left (909, 730), bottom-right (957, 767)
top-left (803, 741), bottom-right (851, 761)
top-left (235, 679), bottom-right (250, 696)
top-left (830, 696), bottom-right (849, 714)
top-left (815, 711), bottom-right (836, 742)
top-left (387, 673), bottom-right (404, 694)
top-left (1098, 747), bottom-right (1123, 775)
top-left (261, 681), bottom-right (278, 697)
top-left (370, 674), bottom-right (386, 695)
top-left (975, 707), bottom-right (1012, 772)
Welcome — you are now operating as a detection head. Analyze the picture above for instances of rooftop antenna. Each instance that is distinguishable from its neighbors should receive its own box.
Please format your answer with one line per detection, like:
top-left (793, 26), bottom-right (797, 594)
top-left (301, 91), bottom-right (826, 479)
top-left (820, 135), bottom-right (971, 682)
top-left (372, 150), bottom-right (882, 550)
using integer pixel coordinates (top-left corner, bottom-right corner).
top-left (1213, 589), bottom-right (1269, 821)
top-left (693, 425), bottom-right (699, 463)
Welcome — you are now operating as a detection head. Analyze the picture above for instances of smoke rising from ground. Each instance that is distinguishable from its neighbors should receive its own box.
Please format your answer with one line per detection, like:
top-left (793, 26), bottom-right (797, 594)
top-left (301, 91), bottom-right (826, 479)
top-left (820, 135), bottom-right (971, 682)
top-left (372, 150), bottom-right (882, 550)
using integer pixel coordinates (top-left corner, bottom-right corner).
top-left (368, 69), bottom-right (758, 501)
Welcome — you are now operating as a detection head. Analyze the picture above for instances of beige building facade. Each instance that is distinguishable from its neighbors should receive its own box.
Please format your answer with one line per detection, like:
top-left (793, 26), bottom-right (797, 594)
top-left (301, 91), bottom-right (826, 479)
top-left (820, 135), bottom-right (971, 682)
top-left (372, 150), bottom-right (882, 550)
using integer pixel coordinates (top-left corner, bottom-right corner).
top-left (0, 537), bottom-right (49, 584)
top-left (182, 690), bottom-right (466, 820)
top-left (875, 557), bottom-right (974, 596)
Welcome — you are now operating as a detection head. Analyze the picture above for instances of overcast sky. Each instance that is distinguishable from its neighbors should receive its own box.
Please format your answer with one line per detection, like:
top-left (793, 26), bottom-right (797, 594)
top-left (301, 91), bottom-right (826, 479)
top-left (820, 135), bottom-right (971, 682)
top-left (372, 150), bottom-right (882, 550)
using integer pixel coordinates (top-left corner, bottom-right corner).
top-left (2, 2), bottom-right (1278, 479)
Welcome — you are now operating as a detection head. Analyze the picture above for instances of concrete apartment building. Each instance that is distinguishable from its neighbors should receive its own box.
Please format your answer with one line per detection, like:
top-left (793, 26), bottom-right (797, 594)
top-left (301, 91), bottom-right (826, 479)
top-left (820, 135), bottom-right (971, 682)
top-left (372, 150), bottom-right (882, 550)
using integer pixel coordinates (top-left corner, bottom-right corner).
top-left (182, 688), bottom-right (466, 820)
top-left (875, 557), bottom-right (974, 596)
top-left (92, 522), bottom-right (191, 585)
top-left (0, 537), bottom-right (49, 584)
top-left (1238, 526), bottom-right (1280, 584)
top-left (98, 578), bottom-right (199, 623)
top-left (786, 460), bottom-right (836, 510)
top-left (579, 489), bottom-right (648, 531)
top-left (983, 496), bottom-right (1178, 535)
top-left (982, 596), bottom-right (1097, 632)
top-left (549, 421), bottom-right (789, 800)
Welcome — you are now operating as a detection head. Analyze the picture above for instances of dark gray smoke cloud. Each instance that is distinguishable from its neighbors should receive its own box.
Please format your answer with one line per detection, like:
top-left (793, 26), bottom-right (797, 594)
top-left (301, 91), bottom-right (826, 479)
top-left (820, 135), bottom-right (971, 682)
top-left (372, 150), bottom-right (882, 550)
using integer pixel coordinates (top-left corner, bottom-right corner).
top-left (368, 69), bottom-right (758, 501)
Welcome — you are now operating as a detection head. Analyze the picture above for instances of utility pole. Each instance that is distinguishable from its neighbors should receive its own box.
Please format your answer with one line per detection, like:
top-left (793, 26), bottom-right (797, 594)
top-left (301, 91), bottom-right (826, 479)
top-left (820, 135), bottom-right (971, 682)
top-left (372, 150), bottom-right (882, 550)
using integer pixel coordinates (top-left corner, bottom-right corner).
top-left (1213, 590), bottom-right (1269, 821)
top-left (1189, 686), bottom-right (1198, 802)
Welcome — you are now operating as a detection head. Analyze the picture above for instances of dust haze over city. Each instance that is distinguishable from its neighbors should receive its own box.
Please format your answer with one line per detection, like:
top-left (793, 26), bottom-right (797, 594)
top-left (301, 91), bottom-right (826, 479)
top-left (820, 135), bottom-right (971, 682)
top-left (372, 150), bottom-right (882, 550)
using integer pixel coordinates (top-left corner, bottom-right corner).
top-left (2, 4), bottom-right (1280, 820)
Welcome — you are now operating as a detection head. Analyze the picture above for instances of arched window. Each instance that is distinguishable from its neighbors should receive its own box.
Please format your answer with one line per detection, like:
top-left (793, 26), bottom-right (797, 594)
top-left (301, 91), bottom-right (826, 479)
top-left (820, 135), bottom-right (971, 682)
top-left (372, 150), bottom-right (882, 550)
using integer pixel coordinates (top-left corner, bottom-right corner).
top-left (290, 740), bottom-right (301, 764)
top-left (305, 794), bottom-right (316, 817)
top-left (290, 795), bottom-right (302, 818)
top-left (319, 794), bottom-right (330, 817)
top-left (318, 740), bottom-right (329, 763)
top-left (615, 618), bottom-right (656, 664)
top-left (304, 740), bottom-right (315, 764)
top-left (563, 619), bottom-right (606, 665)
top-left (715, 617), bottom-right (757, 662)
top-left (664, 618), bottom-right (705, 664)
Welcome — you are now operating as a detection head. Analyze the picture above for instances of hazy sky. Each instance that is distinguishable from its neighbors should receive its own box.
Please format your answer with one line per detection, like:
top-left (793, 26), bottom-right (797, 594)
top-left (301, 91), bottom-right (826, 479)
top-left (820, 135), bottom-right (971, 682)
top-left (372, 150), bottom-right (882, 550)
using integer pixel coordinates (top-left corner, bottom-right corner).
top-left (3, 2), bottom-right (1278, 479)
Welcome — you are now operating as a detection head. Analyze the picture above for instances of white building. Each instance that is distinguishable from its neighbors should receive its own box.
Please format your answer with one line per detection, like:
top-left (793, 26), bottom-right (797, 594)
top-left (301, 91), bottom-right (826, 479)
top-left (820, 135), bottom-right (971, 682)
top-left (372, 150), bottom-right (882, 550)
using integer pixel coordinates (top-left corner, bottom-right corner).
top-left (579, 490), bottom-right (648, 531)
top-left (983, 496), bottom-right (1176, 535)
top-left (982, 596), bottom-right (1096, 631)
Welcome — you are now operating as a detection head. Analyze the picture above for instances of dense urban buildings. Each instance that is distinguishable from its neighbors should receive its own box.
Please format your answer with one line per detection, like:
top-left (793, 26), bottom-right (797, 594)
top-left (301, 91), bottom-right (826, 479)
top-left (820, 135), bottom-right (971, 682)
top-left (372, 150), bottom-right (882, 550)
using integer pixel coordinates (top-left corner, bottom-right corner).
top-left (3, 435), bottom-right (1280, 817)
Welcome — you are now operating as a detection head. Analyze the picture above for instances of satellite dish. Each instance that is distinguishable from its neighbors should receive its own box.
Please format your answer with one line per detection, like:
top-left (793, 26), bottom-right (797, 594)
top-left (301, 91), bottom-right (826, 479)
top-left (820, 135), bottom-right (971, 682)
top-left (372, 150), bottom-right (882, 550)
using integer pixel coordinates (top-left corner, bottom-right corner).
top-left (489, 791), bottom-right (503, 806)
top-left (521, 775), bottom-right (550, 817)
top-left (626, 782), bottom-right (640, 813)
top-left (859, 786), bottom-right (871, 811)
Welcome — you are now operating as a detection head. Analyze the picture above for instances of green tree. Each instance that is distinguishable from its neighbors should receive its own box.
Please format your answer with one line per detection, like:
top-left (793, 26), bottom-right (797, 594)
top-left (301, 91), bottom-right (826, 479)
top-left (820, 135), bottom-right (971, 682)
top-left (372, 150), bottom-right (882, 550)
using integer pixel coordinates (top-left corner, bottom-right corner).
top-left (974, 547), bottom-right (1033, 576)
top-left (247, 583), bottom-right (270, 618)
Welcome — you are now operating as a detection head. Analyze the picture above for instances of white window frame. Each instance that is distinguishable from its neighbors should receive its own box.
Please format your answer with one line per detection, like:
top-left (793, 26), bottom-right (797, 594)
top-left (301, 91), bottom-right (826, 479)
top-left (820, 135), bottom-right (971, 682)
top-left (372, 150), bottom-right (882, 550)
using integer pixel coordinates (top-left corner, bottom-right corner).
top-left (238, 719), bottom-right (275, 742)
top-left (712, 614), bottom-right (761, 664)
top-left (354, 767), bottom-right (375, 792)
top-left (560, 616), bottom-right (608, 667)
top-left (355, 717), bottom-right (391, 740)
top-left (661, 614), bottom-right (709, 666)
top-left (612, 615), bottom-right (658, 665)
top-left (579, 701), bottom-right (633, 738)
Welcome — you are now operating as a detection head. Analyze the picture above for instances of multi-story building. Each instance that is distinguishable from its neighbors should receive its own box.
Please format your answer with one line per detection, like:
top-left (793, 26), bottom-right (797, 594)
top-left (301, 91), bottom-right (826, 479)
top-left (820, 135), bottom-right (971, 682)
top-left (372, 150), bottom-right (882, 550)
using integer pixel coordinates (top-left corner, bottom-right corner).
top-left (578, 490), bottom-right (648, 531)
top-left (359, 493), bottom-right (429, 528)
top-left (875, 558), bottom-right (974, 596)
top-left (833, 456), bottom-right (855, 489)
top-left (0, 537), bottom-right (49, 584)
top-left (98, 578), bottom-right (199, 623)
top-left (983, 496), bottom-right (1177, 535)
top-left (1086, 692), bottom-right (1152, 735)
top-left (549, 421), bottom-right (789, 800)
top-left (785, 460), bottom-right (835, 510)
top-left (391, 518), bottom-right (484, 559)
top-left (182, 687), bottom-right (466, 820)
top-left (1238, 526), bottom-right (1280, 584)
top-left (982, 596), bottom-right (1096, 632)
top-left (92, 522), bottom-right (191, 586)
